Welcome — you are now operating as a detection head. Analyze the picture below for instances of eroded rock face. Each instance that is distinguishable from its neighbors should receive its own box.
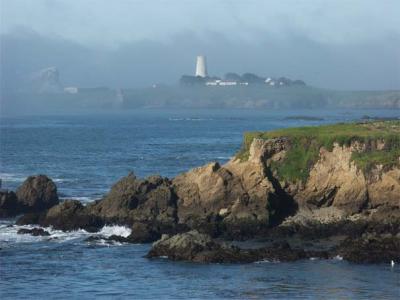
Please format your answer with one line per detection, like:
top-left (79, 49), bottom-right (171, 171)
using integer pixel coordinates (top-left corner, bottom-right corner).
top-left (367, 168), bottom-right (400, 208)
top-left (172, 138), bottom-right (298, 238)
top-left (293, 144), bottom-right (368, 214)
top-left (173, 158), bottom-right (276, 237)
top-left (16, 175), bottom-right (59, 212)
top-left (90, 174), bottom-right (177, 232)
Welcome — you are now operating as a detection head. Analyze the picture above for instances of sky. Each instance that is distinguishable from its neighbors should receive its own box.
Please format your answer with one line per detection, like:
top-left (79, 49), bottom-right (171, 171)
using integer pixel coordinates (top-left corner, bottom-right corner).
top-left (1, 0), bottom-right (400, 90)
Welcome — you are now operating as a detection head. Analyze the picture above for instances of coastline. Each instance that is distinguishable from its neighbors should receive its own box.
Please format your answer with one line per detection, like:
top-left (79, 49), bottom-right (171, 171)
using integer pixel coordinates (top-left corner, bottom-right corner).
top-left (1, 120), bottom-right (399, 265)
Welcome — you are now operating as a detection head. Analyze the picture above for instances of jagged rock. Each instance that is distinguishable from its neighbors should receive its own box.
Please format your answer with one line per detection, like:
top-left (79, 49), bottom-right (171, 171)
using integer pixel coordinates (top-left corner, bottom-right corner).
top-left (41, 200), bottom-right (104, 232)
top-left (90, 174), bottom-right (177, 230)
top-left (17, 228), bottom-right (50, 236)
top-left (172, 138), bottom-right (296, 238)
top-left (16, 175), bottom-right (59, 212)
top-left (0, 190), bottom-right (20, 217)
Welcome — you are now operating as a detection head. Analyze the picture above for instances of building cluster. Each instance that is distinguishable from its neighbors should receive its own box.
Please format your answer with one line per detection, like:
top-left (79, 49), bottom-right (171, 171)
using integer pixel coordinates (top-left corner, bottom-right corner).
top-left (180, 55), bottom-right (305, 87)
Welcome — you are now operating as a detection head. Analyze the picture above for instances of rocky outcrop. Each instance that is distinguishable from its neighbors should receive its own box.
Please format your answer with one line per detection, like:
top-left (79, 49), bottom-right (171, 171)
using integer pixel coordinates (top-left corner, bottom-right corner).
top-left (291, 144), bottom-right (368, 214)
top-left (172, 139), bottom-right (296, 238)
top-left (41, 200), bottom-right (104, 232)
top-left (147, 230), bottom-right (327, 263)
top-left (90, 174), bottom-right (177, 232)
top-left (0, 175), bottom-right (59, 217)
top-left (4, 122), bottom-right (399, 265)
top-left (16, 175), bottom-right (59, 212)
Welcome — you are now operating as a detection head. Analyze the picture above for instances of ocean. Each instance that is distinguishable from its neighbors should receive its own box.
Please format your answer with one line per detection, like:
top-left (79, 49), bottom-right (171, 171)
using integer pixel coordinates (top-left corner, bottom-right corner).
top-left (1, 108), bottom-right (399, 299)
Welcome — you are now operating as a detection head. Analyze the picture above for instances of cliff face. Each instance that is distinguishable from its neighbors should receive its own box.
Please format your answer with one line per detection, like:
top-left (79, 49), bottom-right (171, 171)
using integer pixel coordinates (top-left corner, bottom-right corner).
top-left (173, 138), bottom-right (398, 230)
top-left (174, 121), bottom-right (400, 230)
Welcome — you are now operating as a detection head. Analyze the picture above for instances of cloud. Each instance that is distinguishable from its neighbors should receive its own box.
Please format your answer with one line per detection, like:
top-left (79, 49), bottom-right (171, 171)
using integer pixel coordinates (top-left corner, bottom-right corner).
top-left (1, 0), bottom-right (400, 48)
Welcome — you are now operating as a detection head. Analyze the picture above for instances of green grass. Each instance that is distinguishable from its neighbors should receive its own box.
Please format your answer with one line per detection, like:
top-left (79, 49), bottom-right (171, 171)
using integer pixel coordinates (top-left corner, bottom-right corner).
top-left (236, 121), bottom-right (400, 182)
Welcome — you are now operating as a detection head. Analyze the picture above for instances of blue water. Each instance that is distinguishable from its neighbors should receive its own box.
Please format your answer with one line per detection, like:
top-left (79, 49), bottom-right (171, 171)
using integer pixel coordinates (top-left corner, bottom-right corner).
top-left (1, 108), bottom-right (399, 299)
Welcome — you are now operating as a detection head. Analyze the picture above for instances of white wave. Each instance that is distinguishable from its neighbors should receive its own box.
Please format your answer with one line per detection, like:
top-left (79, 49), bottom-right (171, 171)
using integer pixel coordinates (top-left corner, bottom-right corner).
top-left (254, 259), bottom-right (280, 264)
top-left (254, 259), bottom-right (271, 264)
top-left (333, 255), bottom-right (343, 261)
top-left (52, 178), bottom-right (67, 183)
top-left (0, 224), bottom-right (92, 244)
top-left (60, 196), bottom-right (95, 203)
top-left (0, 172), bottom-right (26, 182)
top-left (168, 118), bottom-right (213, 121)
top-left (0, 223), bottom-right (131, 247)
top-left (98, 225), bottom-right (131, 238)
top-left (0, 173), bottom-right (66, 184)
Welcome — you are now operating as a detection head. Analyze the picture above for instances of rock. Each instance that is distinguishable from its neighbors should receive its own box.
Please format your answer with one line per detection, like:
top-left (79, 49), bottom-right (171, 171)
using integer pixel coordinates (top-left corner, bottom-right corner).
top-left (172, 157), bottom-right (283, 238)
top-left (367, 168), bottom-right (400, 208)
top-left (91, 174), bottom-right (177, 231)
top-left (128, 222), bottom-right (160, 243)
top-left (338, 235), bottom-right (400, 264)
top-left (16, 212), bottom-right (45, 225)
top-left (17, 228), bottom-right (50, 236)
top-left (0, 190), bottom-right (20, 217)
top-left (146, 230), bottom-right (324, 263)
top-left (41, 200), bottom-right (104, 232)
top-left (293, 144), bottom-right (368, 214)
top-left (16, 175), bottom-right (59, 212)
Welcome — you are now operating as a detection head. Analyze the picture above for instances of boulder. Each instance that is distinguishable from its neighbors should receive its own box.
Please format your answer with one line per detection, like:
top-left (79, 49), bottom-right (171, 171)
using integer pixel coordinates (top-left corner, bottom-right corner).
top-left (0, 190), bottom-right (20, 217)
top-left (16, 175), bottom-right (59, 212)
top-left (17, 228), bottom-right (50, 236)
top-left (41, 200), bottom-right (104, 232)
top-left (91, 174), bottom-right (177, 231)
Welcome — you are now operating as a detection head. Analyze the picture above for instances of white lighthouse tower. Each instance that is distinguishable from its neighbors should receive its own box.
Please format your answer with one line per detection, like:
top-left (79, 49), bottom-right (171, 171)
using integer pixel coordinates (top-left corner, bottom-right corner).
top-left (195, 55), bottom-right (208, 78)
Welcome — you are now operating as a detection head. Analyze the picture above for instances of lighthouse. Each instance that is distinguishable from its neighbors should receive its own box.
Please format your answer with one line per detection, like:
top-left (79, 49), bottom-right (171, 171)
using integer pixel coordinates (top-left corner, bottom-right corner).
top-left (195, 55), bottom-right (208, 78)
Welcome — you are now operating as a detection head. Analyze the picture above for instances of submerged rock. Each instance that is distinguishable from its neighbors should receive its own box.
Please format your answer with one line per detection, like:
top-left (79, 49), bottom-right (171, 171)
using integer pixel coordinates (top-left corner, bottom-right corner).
top-left (17, 228), bottom-right (50, 236)
top-left (16, 175), bottom-right (59, 212)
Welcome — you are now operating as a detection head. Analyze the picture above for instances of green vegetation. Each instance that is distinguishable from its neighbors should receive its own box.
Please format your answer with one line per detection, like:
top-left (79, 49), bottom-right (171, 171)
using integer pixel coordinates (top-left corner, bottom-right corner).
top-left (236, 121), bottom-right (400, 182)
